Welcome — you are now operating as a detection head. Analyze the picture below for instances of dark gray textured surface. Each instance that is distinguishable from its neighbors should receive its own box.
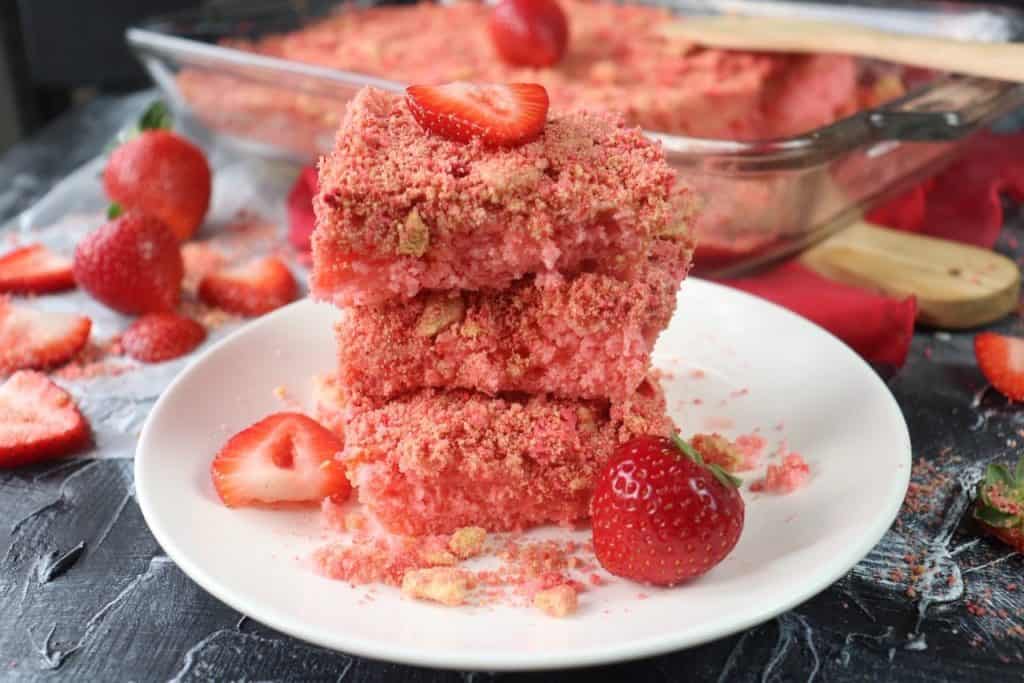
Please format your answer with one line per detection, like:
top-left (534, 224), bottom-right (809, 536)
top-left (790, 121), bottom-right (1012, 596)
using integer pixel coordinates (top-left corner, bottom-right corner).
top-left (1, 92), bottom-right (1023, 682)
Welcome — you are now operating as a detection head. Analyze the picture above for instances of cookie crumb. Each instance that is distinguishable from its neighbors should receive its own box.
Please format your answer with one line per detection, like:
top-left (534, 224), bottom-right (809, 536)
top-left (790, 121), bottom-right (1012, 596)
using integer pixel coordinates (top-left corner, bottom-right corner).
top-left (401, 567), bottom-right (472, 606)
top-left (533, 584), bottom-right (578, 617)
top-left (449, 526), bottom-right (487, 559)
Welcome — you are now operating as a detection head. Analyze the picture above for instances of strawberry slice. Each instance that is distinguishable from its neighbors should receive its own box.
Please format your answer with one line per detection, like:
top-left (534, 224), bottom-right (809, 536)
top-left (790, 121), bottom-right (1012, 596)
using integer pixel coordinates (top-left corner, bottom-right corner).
top-left (198, 256), bottom-right (298, 317)
top-left (210, 412), bottom-right (349, 507)
top-left (121, 313), bottom-right (206, 363)
top-left (975, 332), bottom-right (1024, 401)
top-left (0, 244), bottom-right (75, 294)
top-left (0, 371), bottom-right (90, 468)
top-left (405, 82), bottom-right (549, 147)
top-left (0, 300), bottom-right (91, 373)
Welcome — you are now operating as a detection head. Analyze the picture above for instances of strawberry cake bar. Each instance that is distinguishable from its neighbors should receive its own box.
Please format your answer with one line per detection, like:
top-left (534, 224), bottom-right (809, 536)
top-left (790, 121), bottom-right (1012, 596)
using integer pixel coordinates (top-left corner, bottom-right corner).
top-left (311, 87), bottom-right (680, 306)
top-left (317, 377), bottom-right (672, 535)
top-left (334, 236), bottom-right (691, 403)
top-left (306, 82), bottom-right (692, 538)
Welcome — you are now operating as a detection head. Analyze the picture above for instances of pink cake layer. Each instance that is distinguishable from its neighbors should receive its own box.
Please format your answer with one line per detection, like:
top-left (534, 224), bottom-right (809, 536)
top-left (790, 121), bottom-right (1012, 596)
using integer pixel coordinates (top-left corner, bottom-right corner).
top-left (315, 378), bottom-right (673, 536)
top-left (335, 236), bottom-right (691, 403)
top-left (178, 0), bottom-right (859, 146)
top-left (311, 87), bottom-right (684, 307)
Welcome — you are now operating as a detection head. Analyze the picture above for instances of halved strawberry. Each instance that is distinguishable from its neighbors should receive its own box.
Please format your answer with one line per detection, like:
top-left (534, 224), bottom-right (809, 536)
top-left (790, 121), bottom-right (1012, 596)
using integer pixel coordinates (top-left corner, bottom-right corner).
top-left (0, 244), bottom-right (75, 294)
top-left (0, 300), bottom-right (91, 373)
top-left (210, 412), bottom-right (349, 507)
top-left (198, 256), bottom-right (298, 317)
top-left (974, 332), bottom-right (1024, 401)
top-left (405, 82), bottom-right (549, 147)
top-left (0, 371), bottom-right (90, 468)
top-left (121, 313), bottom-right (206, 363)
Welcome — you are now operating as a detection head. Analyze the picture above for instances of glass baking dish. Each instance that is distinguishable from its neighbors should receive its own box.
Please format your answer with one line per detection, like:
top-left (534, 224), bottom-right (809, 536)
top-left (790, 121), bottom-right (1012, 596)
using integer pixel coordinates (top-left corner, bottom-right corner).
top-left (126, 0), bottom-right (1024, 276)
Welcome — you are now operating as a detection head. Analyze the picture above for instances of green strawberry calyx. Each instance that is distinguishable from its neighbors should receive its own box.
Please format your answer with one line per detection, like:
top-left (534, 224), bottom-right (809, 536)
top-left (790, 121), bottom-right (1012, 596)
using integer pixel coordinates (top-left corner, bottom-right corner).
top-left (975, 457), bottom-right (1024, 529)
top-left (671, 433), bottom-right (742, 489)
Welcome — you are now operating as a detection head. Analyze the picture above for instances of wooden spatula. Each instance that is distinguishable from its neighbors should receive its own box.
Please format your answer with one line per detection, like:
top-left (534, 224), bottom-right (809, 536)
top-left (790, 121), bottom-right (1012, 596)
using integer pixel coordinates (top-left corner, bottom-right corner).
top-left (660, 15), bottom-right (1024, 84)
top-left (799, 220), bottom-right (1020, 329)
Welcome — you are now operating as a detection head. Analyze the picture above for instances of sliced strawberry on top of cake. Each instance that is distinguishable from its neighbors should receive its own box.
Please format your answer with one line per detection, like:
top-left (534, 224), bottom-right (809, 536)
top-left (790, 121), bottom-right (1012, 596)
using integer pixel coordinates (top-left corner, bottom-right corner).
top-left (311, 84), bottom-right (686, 306)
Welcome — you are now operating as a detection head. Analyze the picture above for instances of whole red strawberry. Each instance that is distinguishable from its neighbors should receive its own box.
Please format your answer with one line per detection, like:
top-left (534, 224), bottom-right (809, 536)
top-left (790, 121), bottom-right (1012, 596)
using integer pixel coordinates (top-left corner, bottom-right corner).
top-left (73, 211), bottom-right (184, 315)
top-left (104, 129), bottom-right (211, 242)
top-left (591, 435), bottom-right (745, 586)
top-left (490, 0), bottom-right (569, 68)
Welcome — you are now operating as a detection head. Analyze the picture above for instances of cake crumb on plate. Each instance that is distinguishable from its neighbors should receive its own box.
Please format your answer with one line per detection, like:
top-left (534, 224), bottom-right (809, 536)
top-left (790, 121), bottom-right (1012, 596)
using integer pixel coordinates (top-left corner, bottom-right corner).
top-left (401, 567), bottom-right (472, 607)
top-left (449, 527), bottom-right (486, 559)
top-left (533, 584), bottom-right (579, 618)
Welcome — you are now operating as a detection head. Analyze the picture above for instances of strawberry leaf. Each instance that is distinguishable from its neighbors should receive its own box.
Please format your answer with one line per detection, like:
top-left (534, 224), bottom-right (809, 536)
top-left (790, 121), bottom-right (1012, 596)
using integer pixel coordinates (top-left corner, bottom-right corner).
top-left (708, 463), bottom-right (742, 489)
top-left (672, 433), bottom-right (741, 488)
top-left (107, 203), bottom-right (123, 220)
top-left (986, 463), bottom-right (1015, 490)
top-left (138, 100), bottom-right (172, 131)
top-left (1016, 456), bottom-right (1024, 486)
top-left (671, 433), bottom-right (703, 466)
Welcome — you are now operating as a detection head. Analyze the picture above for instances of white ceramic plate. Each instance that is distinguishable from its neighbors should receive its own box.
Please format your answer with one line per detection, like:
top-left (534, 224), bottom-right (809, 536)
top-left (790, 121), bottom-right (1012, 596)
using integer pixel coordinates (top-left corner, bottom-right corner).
top-left (135, 279), bottom-right (911, 671)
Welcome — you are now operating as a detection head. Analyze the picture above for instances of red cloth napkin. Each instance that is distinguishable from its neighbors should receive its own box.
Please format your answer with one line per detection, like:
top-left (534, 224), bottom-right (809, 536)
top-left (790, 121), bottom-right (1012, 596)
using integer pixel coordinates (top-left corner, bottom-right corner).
top-left (866, 131), bottom-right (1024, 249)
top-left (287, 131), bottom-right (1024, 369)
top-left (728, 261), bottom-right (917, 369)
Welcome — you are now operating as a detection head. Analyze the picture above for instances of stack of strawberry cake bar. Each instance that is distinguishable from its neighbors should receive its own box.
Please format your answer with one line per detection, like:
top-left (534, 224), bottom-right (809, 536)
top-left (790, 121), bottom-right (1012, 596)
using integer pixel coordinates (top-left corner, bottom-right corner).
top-left (311, 84), bottom-right (695, 536)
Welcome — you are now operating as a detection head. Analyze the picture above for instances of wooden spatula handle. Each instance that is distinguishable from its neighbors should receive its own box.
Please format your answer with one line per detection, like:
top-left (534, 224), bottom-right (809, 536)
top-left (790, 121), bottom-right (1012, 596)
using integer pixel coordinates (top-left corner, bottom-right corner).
top-left (799, 221), bottom-right (1020, 329)
top-left (662, 16), bottom-right (1024, 84)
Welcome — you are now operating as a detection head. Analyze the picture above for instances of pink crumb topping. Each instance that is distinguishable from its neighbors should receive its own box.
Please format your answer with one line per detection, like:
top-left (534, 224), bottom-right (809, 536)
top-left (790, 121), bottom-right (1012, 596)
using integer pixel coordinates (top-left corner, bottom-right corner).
top-left (734, 434), bottom-right (767, 470)
top-left (533, 584), bottom-right (579, 618)
top-left (311, 87), bottom-right (689, 306)
top-left (751, 453), bottom-right (811, 494)
top-left (401, 567), bottom-right (473, 606)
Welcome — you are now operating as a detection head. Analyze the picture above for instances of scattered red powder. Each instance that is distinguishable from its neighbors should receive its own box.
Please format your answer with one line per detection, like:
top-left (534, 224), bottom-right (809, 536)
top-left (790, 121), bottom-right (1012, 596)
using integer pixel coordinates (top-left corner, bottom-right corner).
top-left (750, 454), bottom-right (810, 494)
top-left (702, 415), bottom-right (734, 431)
top-left (734, 434), bottom-right (767, 470)
top-left (314, 519), bottom-right (602, 614)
